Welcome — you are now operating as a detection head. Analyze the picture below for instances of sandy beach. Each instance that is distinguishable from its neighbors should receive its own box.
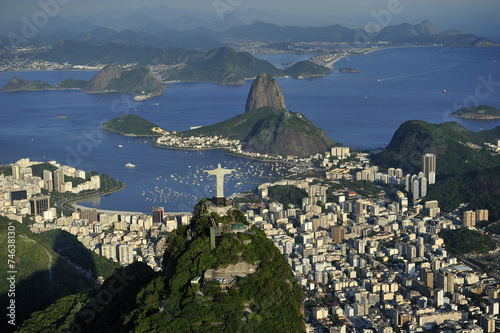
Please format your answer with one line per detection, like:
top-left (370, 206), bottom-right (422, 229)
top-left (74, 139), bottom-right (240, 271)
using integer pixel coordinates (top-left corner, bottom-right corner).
top-left (324, 46), bottom-right (417, 68)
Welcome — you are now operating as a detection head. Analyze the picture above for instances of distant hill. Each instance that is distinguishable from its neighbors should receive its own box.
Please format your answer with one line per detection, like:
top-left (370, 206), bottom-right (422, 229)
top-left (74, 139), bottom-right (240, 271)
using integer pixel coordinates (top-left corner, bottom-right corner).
top-left (0, 76), bottom-right (52, 91)
top-left (17, 200), bottom-right (305, 332)
top-left (77, 27), bottom-right (181, 49)
top-left (29, 42), bottom-right (330, 85)
top-left (220, 20), bottom-right (498, 47)
top-left (75, 26), bottom-right (226, 52)
top-left (167, 47), bottom-right (281, 85)
top-left (370, 120), bottom-right (500, 177)
top-left (103, 114), bottom-right (164, 136)
top-left (284, 60), bottom-right (332, 78)
top-left (1, 64), bottom-right (166, 98)
top-left (0, 217), bottom-right (95, 332)
top-left (185, 74), bottom-right (335, 157)
top-left (40, 39), bottom-right (194, 67)
top-left (451, 105), bottom-right (500, 119)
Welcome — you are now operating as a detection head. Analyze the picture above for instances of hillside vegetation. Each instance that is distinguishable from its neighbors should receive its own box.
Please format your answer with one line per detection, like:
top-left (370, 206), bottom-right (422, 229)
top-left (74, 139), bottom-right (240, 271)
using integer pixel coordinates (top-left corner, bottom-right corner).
top-left (1, 76), bottom-right (52, 91)
top-left (102, 114), bottom-right (163, 136)
top-left (371, 120), bottom-right (500, 177)
top-left (425, 166), bottom-right (500, 221)
top-left (451, 105), bottom-right (500, 119)
top-left (0, 217), bottom-right (95, 332)
top-left (439, 228), bottom-right (496, 255)
top-left (285, 60), bottom-right (332, 78)
top-left (18, 200), bottom-right (305, 332)
top-left (1, 64), bottom-right (165, 97)
top-left (268, 185), bottom-right (308, 209)
top-left (37, 229), bottom-right (121, 279)
top-left (185, 106), bottom-right (334, 157)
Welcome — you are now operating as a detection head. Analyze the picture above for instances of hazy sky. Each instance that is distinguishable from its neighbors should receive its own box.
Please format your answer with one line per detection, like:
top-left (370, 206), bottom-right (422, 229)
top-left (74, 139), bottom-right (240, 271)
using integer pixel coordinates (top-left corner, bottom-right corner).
top-left (1, 0), bottom-right (499, 37)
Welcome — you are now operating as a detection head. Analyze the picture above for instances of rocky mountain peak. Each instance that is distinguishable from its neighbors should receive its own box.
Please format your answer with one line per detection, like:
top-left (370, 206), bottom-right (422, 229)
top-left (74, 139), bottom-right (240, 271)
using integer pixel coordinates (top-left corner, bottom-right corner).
top-left (84, 63), bottom-right (122, 92)
top-left (245, 73), bottom-right (286, 113)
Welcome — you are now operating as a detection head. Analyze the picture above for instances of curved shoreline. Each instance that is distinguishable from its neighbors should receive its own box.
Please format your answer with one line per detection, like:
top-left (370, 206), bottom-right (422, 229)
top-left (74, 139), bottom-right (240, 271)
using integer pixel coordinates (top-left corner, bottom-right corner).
top-left (152, 143), bottom-right (303, 164)
top-left (103, 128), bottom-right (162, 138)
top-left (58, 183), bottom-right (127, 212)
top-left (325, 45), bottom-right (426, 68)
top-left (451, 114), bottom-right (500, 120)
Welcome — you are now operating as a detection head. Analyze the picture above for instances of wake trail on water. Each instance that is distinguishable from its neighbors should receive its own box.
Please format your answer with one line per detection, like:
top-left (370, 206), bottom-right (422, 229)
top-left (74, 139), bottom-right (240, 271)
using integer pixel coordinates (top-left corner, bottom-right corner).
top-left (377, 57), bottom-right (463, 82)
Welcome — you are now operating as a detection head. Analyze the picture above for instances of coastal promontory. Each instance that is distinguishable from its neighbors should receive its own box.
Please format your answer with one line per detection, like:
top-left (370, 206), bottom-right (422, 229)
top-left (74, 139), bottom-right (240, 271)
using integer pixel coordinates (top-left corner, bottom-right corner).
top-left (185, 73), bottom-right (335, 157)
top-left (1, 64), bottom-right (166, 100)
top-left (102, 114), bottom-right (165, 136)
top-left (450, 105), bottom-right (500, 119)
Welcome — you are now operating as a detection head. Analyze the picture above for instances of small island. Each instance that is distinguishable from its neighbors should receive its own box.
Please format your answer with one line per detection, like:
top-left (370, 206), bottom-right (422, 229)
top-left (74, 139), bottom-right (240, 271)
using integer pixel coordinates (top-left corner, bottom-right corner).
top-left (102, 114), bottom-right (167, 136)
top-left (450, 105), bottom-right (500, 120)
top-left (1, 64), bottom-right (166, 101)
top-left (285, 60), bottom-right (332, 79)
top-left (339, 68), bottom-right (361, 73)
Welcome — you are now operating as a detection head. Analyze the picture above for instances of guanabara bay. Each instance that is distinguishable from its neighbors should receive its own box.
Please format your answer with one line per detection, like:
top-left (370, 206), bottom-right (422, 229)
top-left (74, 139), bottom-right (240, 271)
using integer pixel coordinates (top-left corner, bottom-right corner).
top-left (1, 2), bottom-right (500, 333)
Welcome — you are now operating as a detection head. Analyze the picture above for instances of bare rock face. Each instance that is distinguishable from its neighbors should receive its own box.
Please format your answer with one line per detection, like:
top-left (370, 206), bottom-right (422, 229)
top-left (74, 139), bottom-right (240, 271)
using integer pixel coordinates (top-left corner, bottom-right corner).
top-left (85, 63), bottom-right (122, 92)
top-left (245, 73), bottom-right (286, 113)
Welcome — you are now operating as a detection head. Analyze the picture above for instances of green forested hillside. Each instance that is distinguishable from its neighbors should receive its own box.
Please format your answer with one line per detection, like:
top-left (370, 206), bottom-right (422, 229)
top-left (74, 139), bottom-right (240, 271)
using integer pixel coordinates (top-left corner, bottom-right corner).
top-left (451, 105), bottom-right (500, 119)
top-left (268, 185), bottom-right (308, 209)
top-left (371, 120), bottom-right (500, 177)
top-left (184, 106), bottom-right (334, 157)
top-left (285, 60), bottom-right (332, 78)
top-left (1, 65), bottom-right (165, 96)
top-left (168, 47), bottom-right (281, 85)
top-left (440, 228), bottom-right (496, 255)
top-left (102, 114), bottom-right (163, 136)
top-left (0, 217), bottom-right (95, 332)
top-left (0, 76), bottom-right (52, 91)
top-left (425, 166), bottom-right (500, 221)
top-left (17, 200), bottom-right (305, 332)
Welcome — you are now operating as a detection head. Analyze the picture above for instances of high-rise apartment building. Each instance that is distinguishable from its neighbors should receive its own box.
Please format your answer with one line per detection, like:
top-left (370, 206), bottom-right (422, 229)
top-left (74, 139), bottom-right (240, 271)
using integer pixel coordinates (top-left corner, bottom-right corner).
top-left (152, 207), bottom-right (164, 224)
top-left (53, 169), bottom-right (64, 192)
top-left (463, 210), bottom-right (476, 227)
top-left (80, 209), bottom-right (98, 222)
top-left (423, 153), bottom-right (436, 181)
top-left (476, 209), bottom-right (489, 222)
top-left (11, 164), bottom-right (20, 180)
top-left (332, 225), bottom-right (345, 243)
top-left (29, 196), bottom-right (50, 215)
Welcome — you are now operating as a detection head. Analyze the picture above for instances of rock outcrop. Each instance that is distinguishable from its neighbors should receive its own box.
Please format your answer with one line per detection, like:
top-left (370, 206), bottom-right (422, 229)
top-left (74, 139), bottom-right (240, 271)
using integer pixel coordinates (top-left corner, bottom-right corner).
top-left (84, 63), bottom-right (122, 92)
top-left (245, 73), bottom-right (286, 113)
top-left (186, 74), bottom-right (335, 157)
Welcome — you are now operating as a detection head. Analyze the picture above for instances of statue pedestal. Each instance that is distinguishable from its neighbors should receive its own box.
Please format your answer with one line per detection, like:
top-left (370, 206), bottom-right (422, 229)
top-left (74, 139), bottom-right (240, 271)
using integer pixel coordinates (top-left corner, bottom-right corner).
top-left (214, 196), bottom-right (226, 207)
top-left (207, 202), bottom-right (233, 216)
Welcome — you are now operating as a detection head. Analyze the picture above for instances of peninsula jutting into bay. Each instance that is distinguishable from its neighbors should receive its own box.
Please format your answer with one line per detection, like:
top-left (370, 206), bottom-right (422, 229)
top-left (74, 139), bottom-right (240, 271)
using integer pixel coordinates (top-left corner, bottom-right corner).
top-left (0, 64), bottom-right (166, 101)
top-left (451, 105), bottom-right (500, 120)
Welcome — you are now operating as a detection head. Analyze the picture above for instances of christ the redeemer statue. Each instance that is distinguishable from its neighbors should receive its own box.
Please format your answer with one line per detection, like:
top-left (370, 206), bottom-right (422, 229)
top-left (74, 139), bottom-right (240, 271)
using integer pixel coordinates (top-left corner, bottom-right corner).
top-left (204, 164), bottom-right (235, 206)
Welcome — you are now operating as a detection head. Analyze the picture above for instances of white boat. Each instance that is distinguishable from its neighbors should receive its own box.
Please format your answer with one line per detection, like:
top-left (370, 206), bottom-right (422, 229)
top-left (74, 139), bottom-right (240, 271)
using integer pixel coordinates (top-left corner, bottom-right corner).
top-left (126, 162), bottom-right (135, 168)
top-left (118, 145), bottom-right (123, 148)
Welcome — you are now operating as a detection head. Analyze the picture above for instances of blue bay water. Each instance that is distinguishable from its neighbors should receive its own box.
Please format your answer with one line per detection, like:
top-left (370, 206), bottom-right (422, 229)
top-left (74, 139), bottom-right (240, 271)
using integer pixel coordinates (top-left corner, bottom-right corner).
top-left (0, 46), bottom-right (499, 212)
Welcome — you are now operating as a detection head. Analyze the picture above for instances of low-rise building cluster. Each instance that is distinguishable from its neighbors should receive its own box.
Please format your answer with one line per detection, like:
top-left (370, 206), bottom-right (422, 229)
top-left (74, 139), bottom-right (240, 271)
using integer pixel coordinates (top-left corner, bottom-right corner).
top-left (234, 173), bottom-right (497, 332)
top-left (155, 133), bottom-right (240, 150)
